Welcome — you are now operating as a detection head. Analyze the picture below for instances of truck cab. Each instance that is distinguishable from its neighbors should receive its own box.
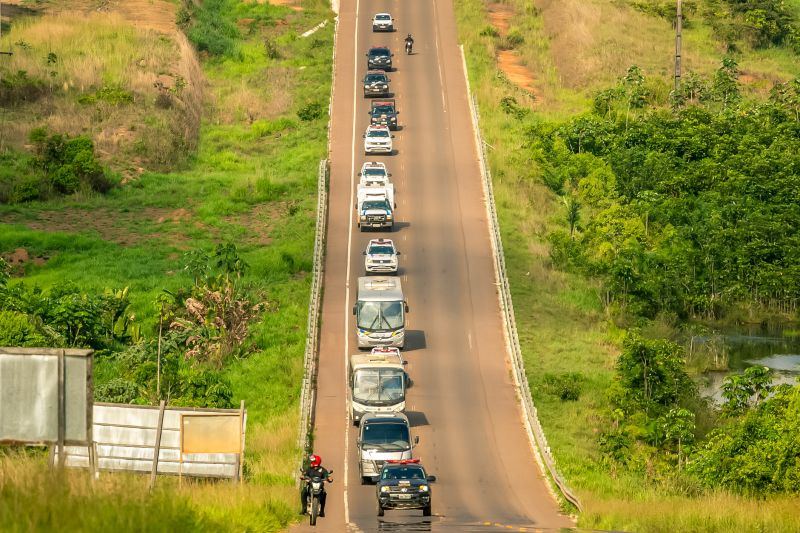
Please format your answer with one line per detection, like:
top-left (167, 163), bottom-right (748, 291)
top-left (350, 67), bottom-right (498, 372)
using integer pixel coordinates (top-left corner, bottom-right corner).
top-left (357, 412), bottom-right (418, 484)
top-left (349, 347), bottom-right (408, 424)
top-left (357, 186), bottom-right (394, 230)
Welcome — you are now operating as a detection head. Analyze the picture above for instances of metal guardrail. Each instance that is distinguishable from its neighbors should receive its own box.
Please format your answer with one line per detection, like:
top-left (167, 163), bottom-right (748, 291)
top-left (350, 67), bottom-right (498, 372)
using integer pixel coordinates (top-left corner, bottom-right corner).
top-left (297, 159), bottom-right (328, 467)
top-left (459, 46), bottom-right (583, 514)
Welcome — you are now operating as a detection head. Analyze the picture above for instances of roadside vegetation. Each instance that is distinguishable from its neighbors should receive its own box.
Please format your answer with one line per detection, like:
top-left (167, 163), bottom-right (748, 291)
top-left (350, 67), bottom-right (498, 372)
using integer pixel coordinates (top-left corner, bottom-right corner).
top-left (456, 0), bottom-right (800, 530)
top-left (0, 0), bottom-right (332, 530)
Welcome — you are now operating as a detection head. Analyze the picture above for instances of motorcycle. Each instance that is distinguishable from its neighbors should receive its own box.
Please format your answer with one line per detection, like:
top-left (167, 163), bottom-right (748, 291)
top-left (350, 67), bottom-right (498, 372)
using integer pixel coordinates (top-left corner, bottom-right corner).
top-left (302, 469), bottom-right (333, 526)
top-left (405, 40), bottom-right (412, 55)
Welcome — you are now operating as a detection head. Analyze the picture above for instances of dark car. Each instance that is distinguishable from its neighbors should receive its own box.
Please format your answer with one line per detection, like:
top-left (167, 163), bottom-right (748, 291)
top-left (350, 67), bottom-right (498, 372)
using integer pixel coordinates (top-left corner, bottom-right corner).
top-left (366, 46), bottom-right (393, 71)
top-left (369, 99), bottom-right (398, 130)
top-left (363, 71), bottom-right (391, 98)
top-left (375, 459), bottom-right (436, 517)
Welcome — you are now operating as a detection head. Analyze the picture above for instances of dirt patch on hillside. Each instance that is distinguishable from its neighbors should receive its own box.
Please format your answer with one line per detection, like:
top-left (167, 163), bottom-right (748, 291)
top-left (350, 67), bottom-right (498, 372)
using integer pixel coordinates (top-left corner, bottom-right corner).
top-left (487, 3), bottom-right (513, 35)
top-left (498, 51), bottom-right (537, 95)
top-left (486, 3), bottom-right (539, 97)
top-left (1, 248), bottom-right (49, 275)
top-left (2, 0), bottom-right (178, 34)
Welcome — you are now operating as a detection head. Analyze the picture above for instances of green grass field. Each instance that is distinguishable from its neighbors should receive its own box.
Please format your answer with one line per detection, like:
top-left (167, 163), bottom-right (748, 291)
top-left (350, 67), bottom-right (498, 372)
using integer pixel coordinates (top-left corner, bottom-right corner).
top-left (454, 0), bottom-right (800, 530)
top-left (0, 0), bottom-right (333, 530)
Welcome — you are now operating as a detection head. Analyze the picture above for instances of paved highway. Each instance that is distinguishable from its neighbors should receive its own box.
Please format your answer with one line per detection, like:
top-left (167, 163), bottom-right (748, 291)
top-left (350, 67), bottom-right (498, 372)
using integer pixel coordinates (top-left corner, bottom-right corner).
top-left (296, 0), bottom-right (573, 530)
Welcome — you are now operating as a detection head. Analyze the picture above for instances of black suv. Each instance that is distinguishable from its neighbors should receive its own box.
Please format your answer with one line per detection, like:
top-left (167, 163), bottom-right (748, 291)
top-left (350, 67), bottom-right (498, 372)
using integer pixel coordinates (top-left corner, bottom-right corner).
top-left (363, 71), bottom-right (391, 98)
top-left (369, 99), bottom-right (398, 130)
top-left (375, 460), bottom-right (436, 517)
top-left (366, 46), bottom-right (393, 71)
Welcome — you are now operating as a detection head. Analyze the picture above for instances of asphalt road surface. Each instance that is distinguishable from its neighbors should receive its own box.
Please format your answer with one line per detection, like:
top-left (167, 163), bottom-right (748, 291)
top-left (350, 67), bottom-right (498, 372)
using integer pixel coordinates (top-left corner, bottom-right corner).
top-left (294, 0), bottom-right (574, 530)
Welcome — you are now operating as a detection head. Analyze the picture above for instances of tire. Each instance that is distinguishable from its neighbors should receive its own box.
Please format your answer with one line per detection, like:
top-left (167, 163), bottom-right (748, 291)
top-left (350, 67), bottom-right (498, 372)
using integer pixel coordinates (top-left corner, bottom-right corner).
top-left (422, 504), bottom-right (432, 517)
top-left (310, 496), bottom-right (319, 526)
top-left (377, 502), bottom-right (385, 517)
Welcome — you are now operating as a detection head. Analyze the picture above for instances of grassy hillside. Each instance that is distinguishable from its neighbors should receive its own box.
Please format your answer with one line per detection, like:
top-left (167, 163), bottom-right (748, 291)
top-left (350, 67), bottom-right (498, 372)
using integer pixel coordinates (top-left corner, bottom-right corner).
top-left (0, 0), bottom-right (333, 530)
top-left (456, 0), bottom-right (800, 530)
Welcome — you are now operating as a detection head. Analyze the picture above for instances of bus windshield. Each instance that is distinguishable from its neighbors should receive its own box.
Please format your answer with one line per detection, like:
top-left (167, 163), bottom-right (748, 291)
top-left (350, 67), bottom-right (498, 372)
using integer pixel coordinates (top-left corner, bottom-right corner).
top-left (353, 368), bottom-right (405, 405)
top-left (356, 301), bottom-right (404, 331)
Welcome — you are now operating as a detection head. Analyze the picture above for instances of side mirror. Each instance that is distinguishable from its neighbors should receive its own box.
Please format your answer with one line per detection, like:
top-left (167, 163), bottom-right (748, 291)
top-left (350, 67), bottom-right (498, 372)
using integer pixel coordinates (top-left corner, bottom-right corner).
top-left (396, 251), bottom-right (401, 255)
top-left (427, 475), bottom-right (437, 483)
top-left (362, 251), bottom-right (367, 255)
top-left (370, 476), bottom-right (381, 483)
top-left (391, 135), bottom-right (395, 138)
top-left (362, 134), bottom-right (366, 138)
top-left (414, 436), bottom-right (420, 445)
top-left (404, 303), bottom-right (409, 313)
top-left (352, 306), bottom-right (357, 315)
top-left (358, 172), bottom-right (363, 176)
top-left (388, 173), bottom-right (392, 177)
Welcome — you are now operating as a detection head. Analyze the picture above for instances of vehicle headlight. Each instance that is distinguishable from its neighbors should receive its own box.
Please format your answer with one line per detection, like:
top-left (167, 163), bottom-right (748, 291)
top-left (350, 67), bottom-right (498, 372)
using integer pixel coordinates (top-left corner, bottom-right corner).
top-left (419, 485), bottom-right (429, 492)
top-left (386, 214), bottom-right (392, 219)
top-left (380, 486), bottom-right (390, 493)
top-left (360, 215), bottom-right (367, 220)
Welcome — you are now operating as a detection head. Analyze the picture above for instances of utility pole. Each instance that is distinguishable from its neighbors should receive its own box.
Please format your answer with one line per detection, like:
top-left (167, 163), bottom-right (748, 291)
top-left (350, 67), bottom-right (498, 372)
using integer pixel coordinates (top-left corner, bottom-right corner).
top-left (674, 0), bottom-right (682, 94)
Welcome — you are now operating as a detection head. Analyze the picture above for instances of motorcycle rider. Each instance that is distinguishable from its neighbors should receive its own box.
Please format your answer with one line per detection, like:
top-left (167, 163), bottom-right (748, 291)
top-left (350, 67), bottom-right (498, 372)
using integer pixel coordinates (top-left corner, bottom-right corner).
top-left (405, 33), bottom-right (414, 53)
top-left (299, 454), bottom-right (333, 517)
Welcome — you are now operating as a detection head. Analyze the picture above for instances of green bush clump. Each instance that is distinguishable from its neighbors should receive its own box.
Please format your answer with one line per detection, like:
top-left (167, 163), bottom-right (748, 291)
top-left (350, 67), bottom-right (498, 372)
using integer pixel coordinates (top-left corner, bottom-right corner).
top-left (0, 69), bottom-right (47, 105)
top-left (183, 0), bottom-right (240, 56)
top-left (0, 310), bottom-right (48, 346)
top-left (77, 84), bottom-right (134, 106)
top-left (296, 102), bottom-right (324, 121)
top-left (542, 372), bottom-right (584, 401)
top-left (29, 128), bottom-right (116, 196)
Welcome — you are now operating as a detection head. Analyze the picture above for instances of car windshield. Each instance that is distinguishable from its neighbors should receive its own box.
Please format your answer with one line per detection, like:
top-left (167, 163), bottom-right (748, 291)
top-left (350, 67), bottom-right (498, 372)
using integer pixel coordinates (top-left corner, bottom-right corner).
top-left (372, 105), bottom-right (394, 114)
top-left (353, 368), bottom-right (404, 404)
top-left (381, 466), bottom-right (426, 480)
top-left (362, 200), bottom-right (391, 211)
top-left (376, 14), bottom-right (391, 20)
top-left (356, 300), bottom-right (404, 330)
top-left (361, 422), bottom-right (410, 451)
top-left (368, 129), bottom-right (390, 138)
top-left (370, 48), bottom-right (390, 57)
top-left (368, 245), bottom-right (394, 255)
top-left (365, 74), bottom-right (386, 83)
top-left (363, 168), bottom-right (386, 177)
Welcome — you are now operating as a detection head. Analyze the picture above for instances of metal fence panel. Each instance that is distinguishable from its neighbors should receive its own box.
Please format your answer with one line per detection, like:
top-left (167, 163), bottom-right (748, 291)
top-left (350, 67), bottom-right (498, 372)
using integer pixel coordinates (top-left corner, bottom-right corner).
top-left (60, 403), bottom-right (246, 479)
top-left (0, 348), bottom-right (92, 444)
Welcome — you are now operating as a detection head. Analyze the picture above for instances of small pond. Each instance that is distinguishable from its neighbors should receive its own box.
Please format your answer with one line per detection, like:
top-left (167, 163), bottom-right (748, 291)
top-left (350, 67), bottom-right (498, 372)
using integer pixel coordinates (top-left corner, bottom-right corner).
top-left (693, 323), bottom-right (800, 403)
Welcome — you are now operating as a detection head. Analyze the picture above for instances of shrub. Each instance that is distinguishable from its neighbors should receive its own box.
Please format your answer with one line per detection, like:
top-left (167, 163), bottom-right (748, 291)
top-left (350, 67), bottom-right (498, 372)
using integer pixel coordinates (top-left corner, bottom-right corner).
top-left (505, 29), bottom-right (525, 48)
top-left (297, 102), bottom-right (324, 121)
top-left (28, 129), bottom-right (114, 197)
top-left (95, 378), bottom-right (142, 404)
top-left (542, 372), bottom-right (584, 401)
top-left (0, 310), bottom-right (48, 346)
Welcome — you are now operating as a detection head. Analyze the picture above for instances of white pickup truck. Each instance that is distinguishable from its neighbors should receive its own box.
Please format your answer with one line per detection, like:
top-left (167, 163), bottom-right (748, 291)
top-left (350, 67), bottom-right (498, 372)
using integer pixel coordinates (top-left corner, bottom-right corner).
top-left (357, 184), bottom-right (395, 230)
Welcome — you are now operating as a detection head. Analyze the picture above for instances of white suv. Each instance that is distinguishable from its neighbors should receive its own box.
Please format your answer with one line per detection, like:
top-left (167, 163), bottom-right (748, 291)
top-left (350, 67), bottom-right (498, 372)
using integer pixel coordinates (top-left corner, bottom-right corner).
top-left (364, 238), bottom-right (399, 274)
top-left (372, 13), bottom-right (394, 32)
top-left (363, 125), bottom-right (393, 155)
top-left (360, 161), bottom-right (391, 182)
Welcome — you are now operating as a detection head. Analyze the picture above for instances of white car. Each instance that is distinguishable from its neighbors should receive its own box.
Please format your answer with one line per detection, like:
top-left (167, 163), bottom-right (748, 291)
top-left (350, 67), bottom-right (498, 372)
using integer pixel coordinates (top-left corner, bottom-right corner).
top-left (364, 238), bottom-right (399, 274)
top-left (363, 125), bottom-right (393, 154)
top-left (359, 161), bottom-right (391, 183)
top-left (372, 13), bottom-right (394, 32)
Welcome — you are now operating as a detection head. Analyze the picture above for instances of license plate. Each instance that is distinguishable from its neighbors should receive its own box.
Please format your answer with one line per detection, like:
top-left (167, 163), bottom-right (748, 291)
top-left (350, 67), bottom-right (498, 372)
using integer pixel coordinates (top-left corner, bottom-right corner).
top-left (397, 494), bottom-right (412, 500)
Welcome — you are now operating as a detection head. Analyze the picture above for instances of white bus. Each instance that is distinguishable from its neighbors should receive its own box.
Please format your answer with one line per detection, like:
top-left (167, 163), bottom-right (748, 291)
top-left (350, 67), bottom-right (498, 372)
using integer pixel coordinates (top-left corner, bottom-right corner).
top-left (353, 276), bottom-right (408, 348)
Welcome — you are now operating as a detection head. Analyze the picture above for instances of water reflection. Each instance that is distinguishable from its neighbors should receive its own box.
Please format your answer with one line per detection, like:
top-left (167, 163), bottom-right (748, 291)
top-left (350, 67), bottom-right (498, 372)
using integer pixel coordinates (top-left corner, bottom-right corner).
top-left (693, 325), bottom-right (800, 402)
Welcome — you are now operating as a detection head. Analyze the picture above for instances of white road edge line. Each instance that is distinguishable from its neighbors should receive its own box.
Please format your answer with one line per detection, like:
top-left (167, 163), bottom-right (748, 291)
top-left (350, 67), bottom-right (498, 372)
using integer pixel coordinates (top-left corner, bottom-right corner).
top-left (432, 3), bottom-right (447, 113)
top-left (343, 0), bottom-right (361, 525)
